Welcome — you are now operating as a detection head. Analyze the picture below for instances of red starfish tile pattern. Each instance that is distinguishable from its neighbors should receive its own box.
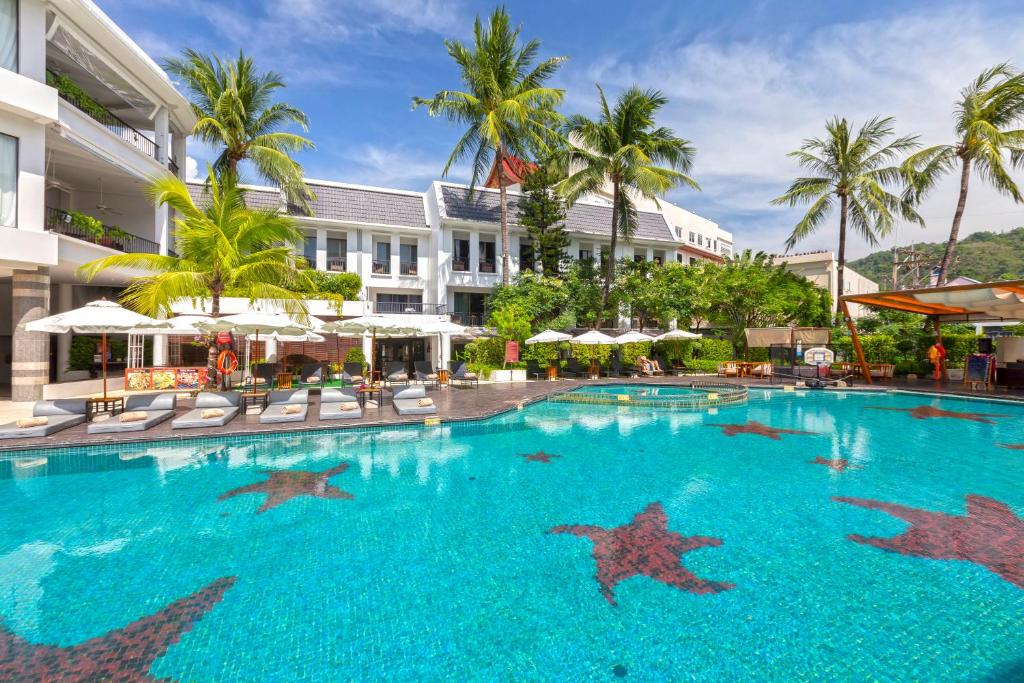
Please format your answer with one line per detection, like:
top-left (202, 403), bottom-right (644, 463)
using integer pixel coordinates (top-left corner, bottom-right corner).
top-left (218, 463), bottom-right (354, 513)
top-left (549, 502), bottom-right (735, 606)
top-left (833, 495), bottom-right (1024, 589)
top-left (705, 420), bottom-right (816, 440)
top-left (0, 576), bottom-right (235, 682)
top-left (808, 456), bottom-right (859, 471)
top-left (866, 405), bottom-right (1009, 424)
top-left (518, 450), bottom-right (560, 463)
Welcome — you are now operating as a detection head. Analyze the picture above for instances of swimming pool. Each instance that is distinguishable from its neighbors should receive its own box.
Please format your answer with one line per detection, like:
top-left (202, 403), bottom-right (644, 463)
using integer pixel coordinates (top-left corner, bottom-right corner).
top-left (0, 389), bottom-right (1020, 680)
top-left (551, 382), bottom-right (748, 409)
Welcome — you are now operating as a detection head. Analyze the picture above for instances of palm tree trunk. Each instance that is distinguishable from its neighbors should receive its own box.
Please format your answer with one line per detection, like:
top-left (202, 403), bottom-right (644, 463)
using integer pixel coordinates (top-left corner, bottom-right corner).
top-left (497, 148), bottom-right (511, 286)
top-left (208, 291), bottom-right (221, 389)
top-left (937, 156), bottom-right (971, 286)
top-left (603, 181), bottom-right (620, 311)
top-left (836, 193), bottom-right (848, 325)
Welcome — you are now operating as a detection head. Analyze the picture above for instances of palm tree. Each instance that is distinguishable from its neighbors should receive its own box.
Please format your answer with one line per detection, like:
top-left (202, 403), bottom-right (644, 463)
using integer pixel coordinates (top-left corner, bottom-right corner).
top-left (559, 85), bottom-right (698, 309)
top-left (413, 7), bottom-right (566, 285)
top-left (78, 172), bottom-right (313, 384)
top-left (165, 49), bottom-right (315, 210)
top-left (771, 116), bottom-right (921, 309)
top-left (902, 64), bottom-right (1024, 285)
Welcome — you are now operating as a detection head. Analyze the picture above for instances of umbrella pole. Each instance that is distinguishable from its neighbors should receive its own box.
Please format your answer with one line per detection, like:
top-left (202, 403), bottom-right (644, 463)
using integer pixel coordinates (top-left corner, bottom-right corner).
top-left (371, 328), bottom-right (377, 384)
top-left (101, 332), bottom-right (108, 399)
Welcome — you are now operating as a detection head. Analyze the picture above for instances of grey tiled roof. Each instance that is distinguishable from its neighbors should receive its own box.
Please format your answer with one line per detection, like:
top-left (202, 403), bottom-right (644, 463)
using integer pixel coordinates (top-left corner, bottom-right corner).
top-left (186, 181), bottom-right (426, 228)
top-left (299, 183), bottom-right (426, 228)
top-left (438, 185), bottom-right (675, 243)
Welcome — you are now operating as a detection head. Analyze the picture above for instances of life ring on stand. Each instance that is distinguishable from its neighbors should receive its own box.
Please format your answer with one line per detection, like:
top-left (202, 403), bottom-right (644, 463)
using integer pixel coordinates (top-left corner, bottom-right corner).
top-left (216, 350), bottom-right (238, 375)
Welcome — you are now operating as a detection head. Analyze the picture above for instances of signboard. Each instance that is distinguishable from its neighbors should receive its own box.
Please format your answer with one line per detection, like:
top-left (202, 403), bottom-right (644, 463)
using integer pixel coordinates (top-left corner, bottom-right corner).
top-left (504, 341), bottom-right (520, 365)
top-left (964, 354), bottom-right (993, 386)
top-left (125, 367), bottom-right (209, 391)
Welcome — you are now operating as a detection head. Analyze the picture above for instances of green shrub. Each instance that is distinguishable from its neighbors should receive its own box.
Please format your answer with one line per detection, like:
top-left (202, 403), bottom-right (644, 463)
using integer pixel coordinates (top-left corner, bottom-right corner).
top-left (522, 341), bottom-right (561, 365)
top-left (69, 211), bottom-right (104, 242)
top-left (943, 334), bottom-right (979, 368)
top-left (859, 334), bottom-right (898, 363)
top-left (343, 347), bottom-right (366, 370)
top-left (695, 338), bottom-right (733, 361)
top-left (687, 359), bottom-right (724, 373)
top-left (570, 343), bottom-right (612, 367)
top-left (462, 338), bottom-right (504, 367)
top-left (619, 341), bottom-right (652, 367)
top-left (657, 339), bottom-right (696, 364)
top-left (305, 271), bottom-right (362, 300)
top-left (68, 335), bottom-right (128, 371)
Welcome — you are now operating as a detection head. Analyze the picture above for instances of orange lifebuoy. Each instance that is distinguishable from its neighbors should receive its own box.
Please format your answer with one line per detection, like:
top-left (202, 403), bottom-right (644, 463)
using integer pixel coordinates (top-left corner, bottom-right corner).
top-left (216, 350), bottom-right (238, 374)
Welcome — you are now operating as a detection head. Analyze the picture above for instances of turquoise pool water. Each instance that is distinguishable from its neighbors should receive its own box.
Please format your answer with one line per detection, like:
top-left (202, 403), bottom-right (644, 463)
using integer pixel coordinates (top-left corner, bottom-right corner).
top-left (0, 388), bottom-right (1021, 681)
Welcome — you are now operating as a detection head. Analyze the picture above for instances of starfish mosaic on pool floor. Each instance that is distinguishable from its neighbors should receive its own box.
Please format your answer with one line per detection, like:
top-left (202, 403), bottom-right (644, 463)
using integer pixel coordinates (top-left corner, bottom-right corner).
top-left (218, 463), bottom-right (354, 513)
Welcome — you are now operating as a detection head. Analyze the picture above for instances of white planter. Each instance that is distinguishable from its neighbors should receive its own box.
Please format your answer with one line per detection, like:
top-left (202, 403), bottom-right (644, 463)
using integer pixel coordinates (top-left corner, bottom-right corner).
top-left (490, 369), bottom-right (527, 383)
top-left (947, 368), bottom-right (964, 381)
top-left (62, 370), bottom-right (91, 381)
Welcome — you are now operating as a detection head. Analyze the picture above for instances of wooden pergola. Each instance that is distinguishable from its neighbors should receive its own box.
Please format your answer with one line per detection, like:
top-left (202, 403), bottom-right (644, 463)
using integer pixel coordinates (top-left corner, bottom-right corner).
top-left (839, 279), bottom-right (1024, 384)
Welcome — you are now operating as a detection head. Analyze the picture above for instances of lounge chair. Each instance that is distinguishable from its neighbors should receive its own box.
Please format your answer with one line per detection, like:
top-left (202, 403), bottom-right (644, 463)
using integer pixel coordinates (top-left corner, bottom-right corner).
top-left (172, 392), bottom-right (240, 429)
top-left (87, 393), bottom-right (177, 434)
top-left (0, 399), bottom-right (88, 440)
top-left (258, 389), bottom-right (309, 424)
top-left (318, 387), bottom-right (362, 420)
top-left (718, 362), bottom-right (740, 378)
top-left (245, 363), bottom-right (277, 390)
top-left (449, 361), bottom-right (479, 388)
top-left (750, 362), bottom-right (773, 378)
top-left (342, 362), bottom-right (365, 386)
top-left (414, 361), bottom-right (439, 388)
top-left (602, 358), bottom-right (628, 378)
top-left (297, 362), bottom-right (325, 389)
top-left (526, 359), bottom-right (546, 380)
top-left (391, 384), bottom-right (438, 416)
top-left (384, 361), bottom-right (410, 386)
top-left (564, 358), bottom-right (585, 378)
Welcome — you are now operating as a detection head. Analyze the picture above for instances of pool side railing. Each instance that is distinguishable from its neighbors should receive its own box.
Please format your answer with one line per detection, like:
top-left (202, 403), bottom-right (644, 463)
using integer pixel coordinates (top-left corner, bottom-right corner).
top-left (549, 382), bottom-right (748, 410)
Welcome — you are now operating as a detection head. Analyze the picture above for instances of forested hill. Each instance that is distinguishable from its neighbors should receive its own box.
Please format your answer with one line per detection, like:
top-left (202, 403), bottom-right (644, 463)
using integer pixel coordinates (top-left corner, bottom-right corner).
top-left (849, 227), bottom-right (1024, 286)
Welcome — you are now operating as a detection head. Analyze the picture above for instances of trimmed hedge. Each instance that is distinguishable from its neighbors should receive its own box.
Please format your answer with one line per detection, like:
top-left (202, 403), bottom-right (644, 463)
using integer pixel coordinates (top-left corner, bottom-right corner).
top-left (694, 338), bottom-right (733, 361)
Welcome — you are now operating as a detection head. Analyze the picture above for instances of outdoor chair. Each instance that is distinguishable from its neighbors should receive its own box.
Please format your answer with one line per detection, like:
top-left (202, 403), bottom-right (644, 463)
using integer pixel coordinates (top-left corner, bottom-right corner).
top-left (414, 361), bottom-right (440, 388)
top-left (245, 363), bottom-right (277, 390)
top-left (319, 387), bottom-right (362, 420)
top-left (384, 361), bottom-right (410, 386)
top-left (297, 362), bottom-right (325, 389)
top-left (342, 362), bottom-right (365, 386)
top-left (391, 384), bottom-right (438, 416)
top-left (448, 361), bottom-right (479, 388)
top-left (259, 389), bottom-right (309, 424)
top-left (525, 359), bottom-right (546, 381)
top-left (87, 394), bottom-right (177, 434)
top-left (750, 362), bottom-right (773, 378)
top-left (172, 392), bottom-right (240, 429)
top-left (563, 358), bottom-right (586, 378)
top-left (0, 399), bottom-right (89, 440)
top-left (718, 362), bottom-right (740, 378)
top-left (602, 358), bottom-right (628, 378)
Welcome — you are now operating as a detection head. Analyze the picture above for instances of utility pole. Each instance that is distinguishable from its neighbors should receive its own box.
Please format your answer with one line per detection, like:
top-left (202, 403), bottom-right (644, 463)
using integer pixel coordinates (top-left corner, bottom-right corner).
top-left (888, 245), bottom-right (949, 290)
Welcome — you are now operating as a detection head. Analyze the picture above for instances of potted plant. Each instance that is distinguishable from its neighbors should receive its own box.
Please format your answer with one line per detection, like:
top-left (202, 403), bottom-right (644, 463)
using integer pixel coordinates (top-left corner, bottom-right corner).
top-left (69, 211), bottom-right (105, 243)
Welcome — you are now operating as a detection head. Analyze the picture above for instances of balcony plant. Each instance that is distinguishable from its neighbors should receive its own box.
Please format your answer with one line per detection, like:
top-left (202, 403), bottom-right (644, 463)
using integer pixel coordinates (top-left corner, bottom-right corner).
top-left (68, 211), bottom-right (105, 243)
top-left (46, 71), bottom-right (111, 122)
top-left (104, 226), bottom-right (131, 250)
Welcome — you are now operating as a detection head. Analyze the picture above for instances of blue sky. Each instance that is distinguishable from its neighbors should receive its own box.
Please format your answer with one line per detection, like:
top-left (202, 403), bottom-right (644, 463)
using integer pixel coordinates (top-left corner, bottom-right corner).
top-left (103, 0), bottom-right (1024, 258)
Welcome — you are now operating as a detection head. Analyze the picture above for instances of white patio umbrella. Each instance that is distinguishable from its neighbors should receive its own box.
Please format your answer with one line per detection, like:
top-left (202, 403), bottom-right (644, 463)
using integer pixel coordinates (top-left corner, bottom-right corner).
top-left (525, 329), bottom-right (572, 344)
top-left (132, 314), bottom-right (215, 336)
top-left (196, 312), bottom-right (313, 383)
top-left (655, 329), bottom-right (703, 341)
top-left (615, 331), bottom-right (656, 344)
top-left (570, 330), bottom-right (617, 345)
top-left (322, 315), bottom-right (420, 379)
top-left (26, 299), bottom-right (170, 398)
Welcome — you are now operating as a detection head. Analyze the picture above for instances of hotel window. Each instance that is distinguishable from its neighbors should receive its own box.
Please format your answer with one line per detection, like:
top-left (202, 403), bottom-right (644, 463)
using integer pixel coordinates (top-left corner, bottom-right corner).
top-left (479, 239), bottom-right (496, 273)
top-left (400, 242), bottom-right (418, 275)
top-left (578, 248), bottom-right (592, 261)
top-left (326, 237), bottom-right (346, 271)
top-left (0, 0), bottom-right (16, 72)
top-left (302, 235), bottom-right (316, 266)
top-left (0, 133), bottom-right (16, 229)
top-left (688, 231), bottom-right (696, 243)
top-left (374, 240), bottom-right (391, 274)
top-left (452, 235), bottom-right (470, 271)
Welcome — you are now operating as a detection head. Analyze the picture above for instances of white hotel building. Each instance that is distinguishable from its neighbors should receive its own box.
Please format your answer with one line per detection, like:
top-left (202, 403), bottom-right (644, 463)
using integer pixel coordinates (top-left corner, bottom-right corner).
top-left (0, 0), bottom-right (733, 400)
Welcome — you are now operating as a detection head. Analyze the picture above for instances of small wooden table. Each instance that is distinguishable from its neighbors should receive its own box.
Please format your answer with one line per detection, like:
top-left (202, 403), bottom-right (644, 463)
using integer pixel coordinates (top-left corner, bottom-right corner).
top-left (86, 396), bottom-right (123, 421)
top-left (437, 369), bottom-right (450, 385)
top-left (547, 366), bottom-right (559, 381)
top-left (276, 372), bottom-right (293, 389)
top-left (357, 386), bottom-right (384, 412)
top-left (240, 391), bottom-right (268, 414)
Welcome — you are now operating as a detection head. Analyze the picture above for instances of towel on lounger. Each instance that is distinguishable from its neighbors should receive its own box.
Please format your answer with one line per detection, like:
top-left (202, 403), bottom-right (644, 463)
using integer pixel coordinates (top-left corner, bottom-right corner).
top-left (340, 402), bottom-right (359, 411)
top-left (417, 398), bottom-right (434, 407)
top-left (463, 372), bottom-right (477, 379)
top-left (350, 375), bottom-right (363, 382)
top-left (201, 408), bottom-right (225, 419)
top-left (282, 404), bottom-right (303, 415)
top-left (120, 411), bottom-right (148, 423)
top-left (17, 416), bottom-right (48, 429)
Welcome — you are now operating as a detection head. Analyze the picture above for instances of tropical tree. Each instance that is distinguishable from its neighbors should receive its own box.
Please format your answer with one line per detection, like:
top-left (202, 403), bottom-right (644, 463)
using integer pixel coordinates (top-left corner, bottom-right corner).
top-left (78, 172), bottom-right (313, 384)
top-left (560, 85), bottom-right (698, 308)
top-left (413, 7), bottom-right (567, 285)
top-left (902, 64), bottom-right (1024, 284)
top-left (165, 49), bottom-right (315, 209)
top-left (518, 165), bottom-right (569, 275)
top-left (772, 116), bottom-right (921, 310)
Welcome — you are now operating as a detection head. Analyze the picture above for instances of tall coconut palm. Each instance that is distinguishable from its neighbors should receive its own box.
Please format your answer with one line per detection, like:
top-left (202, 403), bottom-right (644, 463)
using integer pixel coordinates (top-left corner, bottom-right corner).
top-left (902, 64), bottom-right (1024, 285)
top-left (78, 171), bottom-right (313, 384)
top-left (771, 116), bottom-right (922, 309)
top-left (413, 7), bottom-right (566, 285)
top-left (559, 85), bottom-right (698, 308)
top-left (165, 49), bottom-right (315, 210)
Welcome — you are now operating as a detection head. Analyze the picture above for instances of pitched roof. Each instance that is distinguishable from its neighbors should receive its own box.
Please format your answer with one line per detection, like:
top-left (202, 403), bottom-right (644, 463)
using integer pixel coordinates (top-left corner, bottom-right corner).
top-left (185, 181), bottom-right (427, 228)
top-left (438, 184), bottom-right (676, 243)
top-left (483, 155), bottom-right (538, 188)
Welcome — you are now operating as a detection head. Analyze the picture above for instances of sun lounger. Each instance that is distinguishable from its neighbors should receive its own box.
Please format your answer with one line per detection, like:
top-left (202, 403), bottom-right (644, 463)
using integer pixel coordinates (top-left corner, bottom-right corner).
top-left (172, 392), bottom-right (240, 429)
top-left (318, 387), bottom-right (362, 420)
top-left (87, 393), bottom-right (177, 434)
top-left (297, 362), bottom-right (325, 389)
top-left (448, 361), bottom-right (479, 388)
top-left (341, 362), bottom-right (365, 386)
top-left (391, 385), bottom-right (437, 416)
top-left (564, 358), bottom-right (585, 378)
top-left (0, 399), bottom-right (88, 440)
top-left (258, 389), bottom-right (309, 424)
top-left (414, 361), bottom-right (439, 388)
top-left (384, 361), bottom-right (410, 386)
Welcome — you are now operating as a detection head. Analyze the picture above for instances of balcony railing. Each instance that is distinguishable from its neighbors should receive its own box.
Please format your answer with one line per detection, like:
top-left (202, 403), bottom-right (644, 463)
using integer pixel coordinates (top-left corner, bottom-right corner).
top-left (168, 156), bottom-right (179, 175)
top-left (326, 256), bottom-right (347, 272)
top-left (375, 302), bottom-right (446, 315)
top-left (45, 207), bottom-right (160, 254)
top-left (372, 260), bottom-right (390, 275)
top-left (48, 71), bottom-right (159, 160)
top-left (479, 261), bottom-right (496, 274)
top-left (399, 261), bottom-right (418, 276)
top-left (450, 312), bottom-right (485, 326)
top-left (452, 259), bottom-right (469, 272)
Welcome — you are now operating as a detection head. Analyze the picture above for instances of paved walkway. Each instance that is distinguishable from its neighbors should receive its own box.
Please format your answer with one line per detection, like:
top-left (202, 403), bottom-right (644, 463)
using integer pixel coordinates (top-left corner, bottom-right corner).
top-left (0, 375), bottom-right (1020, 454)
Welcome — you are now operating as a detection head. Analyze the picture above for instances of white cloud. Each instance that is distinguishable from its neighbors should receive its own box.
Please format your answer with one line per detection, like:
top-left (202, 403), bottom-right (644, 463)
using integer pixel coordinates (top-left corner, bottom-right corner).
top-left (185, 156), bottom-right (199, 180)
top-left (569, 6), bottom-right (1024, 258)
top-left (307, 144), bottom-right (465, 191)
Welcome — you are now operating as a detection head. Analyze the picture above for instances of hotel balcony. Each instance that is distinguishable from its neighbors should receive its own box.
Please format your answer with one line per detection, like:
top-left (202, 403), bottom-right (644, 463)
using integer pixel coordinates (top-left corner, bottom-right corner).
top-left (326, 256), bottom-right (347, 272)
top-left (399, 261), bottom-right (418, 276)
top-left (374, 302), bottom-right (446, 315)
top-left (45, 207), bottom-right (160, 254)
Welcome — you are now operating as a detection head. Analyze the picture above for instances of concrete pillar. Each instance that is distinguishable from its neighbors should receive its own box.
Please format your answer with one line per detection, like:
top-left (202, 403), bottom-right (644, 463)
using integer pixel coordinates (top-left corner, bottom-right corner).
top-left (154, 107), bottom-right (169, 164)
top-left (171, 135), bottom-right (187, 181)
top-left (152, 335), bottom-right (168, 366)
top-left (55, 284), bottom-right (72, 381)
top-left (12, 269), bottom-right (50, 401)
top-left (440, 333), bottom-right (451, 368)
top-left (265, 338), bottom-right (278, 363)
top-left (20, 1), bottom-right (47, 82)
top-left (362, 334), bottom-right (373, 374)
top-left (346, 229), bottom-right (357, 273)
top-left (315, 228), bottom-right (327, 271)
top-left (390, 234), bottom-right (400, 278)
top-left (469, 231), bottom-right (480, 273)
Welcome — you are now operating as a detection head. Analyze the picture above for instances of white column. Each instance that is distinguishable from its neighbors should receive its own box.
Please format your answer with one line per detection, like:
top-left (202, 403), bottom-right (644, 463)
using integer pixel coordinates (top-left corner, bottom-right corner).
top-left (469, 231), bottom-right (480, 273)
top-left (55, 284), bottom-right (73, 381)
top-left (316, 228), bottom-right (327, 270)
top-left (362, 334), bottom-right (373, 374)
top-left (154, 107), bottom-right (169, 164)
top-left (171, 135), bottom-right (187, 181)
top-left (152, 334), bottom-right (168, 366)
top-left (265, 338), bottom-right (278, 363)
top-left (346, 229), bottom-right (357, 273)
top-left (20, 1), bottom-right (47, 82)
top-left (417, 236), bottom-right (427, 284)
top-left (440, 333), bottom-right (451, 368)
top-left (390, 234), bottom-right (400, 278)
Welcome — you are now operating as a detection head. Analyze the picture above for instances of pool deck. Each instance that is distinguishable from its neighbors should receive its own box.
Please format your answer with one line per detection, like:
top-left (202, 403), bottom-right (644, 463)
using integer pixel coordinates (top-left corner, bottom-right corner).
top-left (0, 375), bottom-right (1021, 454)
